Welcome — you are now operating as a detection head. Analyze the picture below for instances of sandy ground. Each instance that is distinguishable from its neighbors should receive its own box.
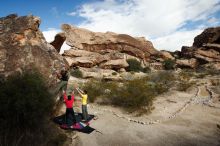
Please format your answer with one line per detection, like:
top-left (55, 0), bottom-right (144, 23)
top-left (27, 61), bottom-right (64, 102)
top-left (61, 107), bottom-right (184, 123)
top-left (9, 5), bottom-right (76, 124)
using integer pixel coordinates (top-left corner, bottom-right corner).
top-left (63, 77), bottom-right (220, 146)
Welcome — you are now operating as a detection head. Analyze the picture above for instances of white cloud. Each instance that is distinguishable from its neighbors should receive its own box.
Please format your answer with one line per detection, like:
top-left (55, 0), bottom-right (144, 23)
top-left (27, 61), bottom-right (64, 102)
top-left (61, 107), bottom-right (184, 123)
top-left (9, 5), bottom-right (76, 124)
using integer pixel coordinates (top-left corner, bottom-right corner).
top-left (68, 0), bottom-right (220, 51)
top-left (42, 28), bottom-right (71, 54)
top-left (67, 12), bottom-right (77, 16)
top-left (42, 28), bottom-right (59, 42)
top-left (152, 29), bottom-right (203, 51)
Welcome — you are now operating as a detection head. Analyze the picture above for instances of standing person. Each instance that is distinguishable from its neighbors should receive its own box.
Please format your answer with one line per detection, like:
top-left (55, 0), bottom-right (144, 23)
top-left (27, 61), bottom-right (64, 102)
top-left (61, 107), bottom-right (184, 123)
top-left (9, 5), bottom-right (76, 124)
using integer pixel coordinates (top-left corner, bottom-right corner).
top-left (76, 88), bottom-right (89, 121)
top-left (63, 90), bottom-right (77, 126)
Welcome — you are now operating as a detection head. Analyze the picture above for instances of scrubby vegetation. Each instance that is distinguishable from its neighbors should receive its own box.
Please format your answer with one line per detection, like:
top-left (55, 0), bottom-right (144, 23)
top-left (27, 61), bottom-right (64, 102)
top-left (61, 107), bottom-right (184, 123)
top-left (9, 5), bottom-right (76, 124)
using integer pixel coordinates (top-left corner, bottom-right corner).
top-left (0, 70), bottom-right (64, 146)
top-left (195, 67), bottom-right (220, 78)
top-left (126, 59), bottom-right (143, 72)
top-left (112, 72), bottom-right (118, 76)
top-left (126, 58), bottom-right (151, 73)
top-left (142, 66), bottom-right (151, 73)
top-left (175, 70), bottom-right (195, 91)
top-left (82, 71), bottom-right (176, 113)
top-left (163, 59), bottom-right (175, 70)
top-left (211, 79), bottom-right (220, 95)
top-left (70, 68), bottom-right (83, 78)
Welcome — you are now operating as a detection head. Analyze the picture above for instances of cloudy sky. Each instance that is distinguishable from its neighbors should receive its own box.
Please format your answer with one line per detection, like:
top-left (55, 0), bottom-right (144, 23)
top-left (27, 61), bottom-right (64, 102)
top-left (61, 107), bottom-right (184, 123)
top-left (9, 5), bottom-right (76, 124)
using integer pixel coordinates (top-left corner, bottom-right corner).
top-left (1, 0), bottom-right (220, 52)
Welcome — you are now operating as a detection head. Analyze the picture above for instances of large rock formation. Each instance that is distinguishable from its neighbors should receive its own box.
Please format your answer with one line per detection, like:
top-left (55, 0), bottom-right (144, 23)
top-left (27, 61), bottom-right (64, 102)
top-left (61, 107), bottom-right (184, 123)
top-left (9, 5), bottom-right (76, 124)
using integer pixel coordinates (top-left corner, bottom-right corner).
top-left (0, 14), bottom-right (67, 86)
top-left (178, 27), bottom-right (220, 69)
top-left (159, 50), bottom-right (175, 60)
top-left (61, 24), bottom-right (158, 71)
top-left (176, 58), bottom-right (198, 68)
top-left (193, 27), bottom-right (220, 48)
top-left (50, 33), bottom-right (66, 53)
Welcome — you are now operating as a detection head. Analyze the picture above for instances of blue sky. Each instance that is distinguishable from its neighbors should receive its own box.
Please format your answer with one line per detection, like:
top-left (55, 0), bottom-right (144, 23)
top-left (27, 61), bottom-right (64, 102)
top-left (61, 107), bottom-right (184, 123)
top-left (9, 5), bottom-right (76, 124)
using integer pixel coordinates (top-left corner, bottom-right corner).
top-left (0, 0), bottom-right (220, 51)
top-left (0, 0), bottom-right (92, 30)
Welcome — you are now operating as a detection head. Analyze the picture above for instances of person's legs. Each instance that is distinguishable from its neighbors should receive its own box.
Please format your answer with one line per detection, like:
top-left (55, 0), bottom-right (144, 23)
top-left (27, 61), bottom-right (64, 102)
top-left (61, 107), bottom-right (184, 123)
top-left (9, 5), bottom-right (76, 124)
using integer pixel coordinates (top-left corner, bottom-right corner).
top-left (82, 105), bottom-right (88, 121)
top-left (85, 105), bottom-right (89, 120)
top-left (65, 108), bottom-right (69, 125)
top-left (50, 81), bottom-right (68, 98)
top-left (70, 108), bottom-right (77, 124)
top-left (60, 81), bottom-right (68, 91)
top-left (66, 108), bottom-right (76, 125)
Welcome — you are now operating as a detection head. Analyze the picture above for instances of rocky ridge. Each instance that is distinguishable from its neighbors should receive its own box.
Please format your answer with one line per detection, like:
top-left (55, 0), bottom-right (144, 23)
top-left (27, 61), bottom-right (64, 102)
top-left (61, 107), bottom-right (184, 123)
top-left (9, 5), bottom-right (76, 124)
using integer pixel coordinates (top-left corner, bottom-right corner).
top-left (0, 14), bottom-right (67, 87)
top-left (60, 24), bottom-right (158, 73)
top-left (176, 27), bottom-right (220, 69)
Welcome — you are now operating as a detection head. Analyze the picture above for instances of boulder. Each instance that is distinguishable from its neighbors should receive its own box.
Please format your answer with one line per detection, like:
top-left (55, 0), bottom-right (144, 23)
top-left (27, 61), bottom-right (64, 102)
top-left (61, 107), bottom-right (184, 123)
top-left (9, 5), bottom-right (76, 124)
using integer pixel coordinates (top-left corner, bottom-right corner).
top-left (194, 48), bottom-right (220, 62)
top-left (63, 49), bottom-right (108, 67)
top-left (50, 33), bottom-right (66, 53)
top-left (99, 59), bottom-right (129, 70)
top-left (204, 63), bottom-right (220, 70)
top-left (65, 56), bottom-right (94, 67)
top-left (193, 27), bottom-right (220, 48)
top-left (211, 63), bottom-right (220, 70)
top-left (159, 50), bottom-right (175, 60)
top-left (176, 58), bottom-right (198, 68)
top-left (63, 49), bottom-right (100, 57)
top-left (61, 24), bottom-right (158, 60)
top-left (179, 26), bottom-right (220, 69)
top-left (77, 67), bottom-right (117, 79)
top-left (180, 46), bottom-right (195, 58)
top-left (202, 43), bottom-right (220, 52)
top-left (0, 14), bottom-right (67, 87)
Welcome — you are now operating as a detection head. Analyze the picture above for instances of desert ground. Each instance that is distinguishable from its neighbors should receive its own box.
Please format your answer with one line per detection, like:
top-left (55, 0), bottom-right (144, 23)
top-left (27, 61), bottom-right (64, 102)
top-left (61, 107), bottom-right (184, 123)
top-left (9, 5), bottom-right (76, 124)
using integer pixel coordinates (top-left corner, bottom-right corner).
top-left (58, 75), bottom-right (220, 146)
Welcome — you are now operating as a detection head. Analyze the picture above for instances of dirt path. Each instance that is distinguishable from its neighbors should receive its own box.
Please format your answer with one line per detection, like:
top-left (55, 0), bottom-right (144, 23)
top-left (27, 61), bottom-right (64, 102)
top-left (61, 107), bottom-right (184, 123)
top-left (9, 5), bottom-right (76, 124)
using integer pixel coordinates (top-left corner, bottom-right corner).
top-left (72, 85), bottom-right (220, 146)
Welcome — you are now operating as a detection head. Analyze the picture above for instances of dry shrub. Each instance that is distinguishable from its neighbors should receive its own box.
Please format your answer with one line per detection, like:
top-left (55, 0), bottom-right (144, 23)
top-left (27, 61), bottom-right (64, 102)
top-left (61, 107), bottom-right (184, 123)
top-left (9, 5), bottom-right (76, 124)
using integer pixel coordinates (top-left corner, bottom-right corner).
top-left (82, 71), bottom-right (175, 114)
top-left (176, 70), bottom-right (195, 91)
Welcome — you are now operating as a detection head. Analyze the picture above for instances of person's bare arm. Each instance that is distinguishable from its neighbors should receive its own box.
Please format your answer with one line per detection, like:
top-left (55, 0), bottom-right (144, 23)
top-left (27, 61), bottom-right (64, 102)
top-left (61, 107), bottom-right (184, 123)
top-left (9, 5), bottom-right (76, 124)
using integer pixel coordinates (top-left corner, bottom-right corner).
top-left (71, 90), bottom-right (74, 96)
top-left (76, 88), bottom-right (83, 97)
top-left (63, 90), bottom-right (67, 102)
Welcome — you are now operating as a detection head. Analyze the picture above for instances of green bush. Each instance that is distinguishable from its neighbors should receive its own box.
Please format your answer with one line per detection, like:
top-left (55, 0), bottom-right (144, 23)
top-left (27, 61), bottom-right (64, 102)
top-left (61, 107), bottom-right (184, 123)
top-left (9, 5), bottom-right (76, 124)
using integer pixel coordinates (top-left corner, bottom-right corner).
top-left (82, 72), bottom-right (174, 114)
top-left (109, 78), bottom-right (156, 112)
top-left (83, 79), bottom-right (118, 103)
top-left (83, 79), bottom-right (103, 102)
top-left (163, 59), bottom-right (175, 70)
top-left (126, 59), bottom-right (143, 72)
top-left (0, 70), bottom-right (56, 146)
top-left (179, 70), bottom-right (193, 81)
top-left (70, 68), bottom-right (83, 78)
top-left (150, 71), bottom-right (175, 85)
top-left (143, 66), bottom-right (151, 73)
top-left (112, 72), bottom-right (117, 76)
top-left (195, 67), bottom-right (220, 77)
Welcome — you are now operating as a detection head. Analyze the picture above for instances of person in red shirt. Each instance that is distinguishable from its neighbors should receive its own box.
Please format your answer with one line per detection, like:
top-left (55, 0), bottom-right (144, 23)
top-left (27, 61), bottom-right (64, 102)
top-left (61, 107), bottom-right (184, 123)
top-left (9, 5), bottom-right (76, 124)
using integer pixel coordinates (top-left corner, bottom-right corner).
top-left (63, 90), bottom-right (76, 126)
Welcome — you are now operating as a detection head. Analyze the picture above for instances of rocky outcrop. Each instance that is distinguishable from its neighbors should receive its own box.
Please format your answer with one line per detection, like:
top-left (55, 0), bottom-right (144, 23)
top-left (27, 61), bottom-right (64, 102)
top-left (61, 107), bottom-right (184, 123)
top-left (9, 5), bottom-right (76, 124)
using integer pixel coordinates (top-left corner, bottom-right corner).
top-left (61, 24), bottom-right (158, 71)
top-left (99, 59), bottom-right (129, 70)
top-left (76, 67), bottom-right (118, 79)
top-left (62, 24), bottom-right (158, 59)
top-left (194, 48), bottom-right (220, 62)
top-left (0, 14), bottom-right (67, 86)
top-left (176, 58), bottom-right (198, 68)
top-left (193, 27), bottom-right (220, 48)
top-left (180, 46), bottom-right (194, 58)
top-left (178, 26), bottom-right (220, 69)
top-left (159, 50), bottom-right (175, 60)
top-left (50, 33), bottom-right (66, 53)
